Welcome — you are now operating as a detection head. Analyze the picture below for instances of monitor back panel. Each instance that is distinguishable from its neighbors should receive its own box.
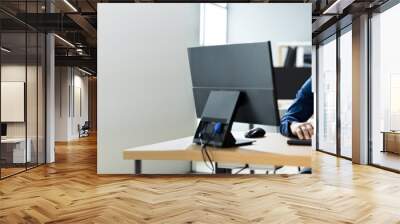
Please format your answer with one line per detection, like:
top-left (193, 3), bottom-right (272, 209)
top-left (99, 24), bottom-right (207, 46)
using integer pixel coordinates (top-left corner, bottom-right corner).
top-left (188, 42), bottom-right (279, 126)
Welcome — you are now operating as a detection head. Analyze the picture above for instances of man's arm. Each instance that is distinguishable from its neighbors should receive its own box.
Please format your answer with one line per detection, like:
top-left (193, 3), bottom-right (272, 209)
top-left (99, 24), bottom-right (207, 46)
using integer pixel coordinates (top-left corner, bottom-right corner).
top-left (280, 78), bottom-right (314, 137)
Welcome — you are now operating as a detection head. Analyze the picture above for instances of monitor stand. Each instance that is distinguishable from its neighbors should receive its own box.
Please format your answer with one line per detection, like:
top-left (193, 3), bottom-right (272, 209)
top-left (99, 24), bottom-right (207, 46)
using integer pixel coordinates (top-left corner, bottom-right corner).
top-left (194, 121), bottom-right (255, 147)
top-left (234, 138), bottom-right (256, 147)
top-left (193, 90), bottom-right (255, 148)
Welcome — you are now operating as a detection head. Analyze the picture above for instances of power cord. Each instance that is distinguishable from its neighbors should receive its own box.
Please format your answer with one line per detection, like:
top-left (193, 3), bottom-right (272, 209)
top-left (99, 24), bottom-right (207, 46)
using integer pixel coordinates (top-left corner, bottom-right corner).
top-left (198, 123), bottom-right (252, 175)
top-left (198, 122), bottom-right (223, 174)
top-left (199, 130), bottom-right (215, 173)
top-left (202, 141), bottom-right (215, 173)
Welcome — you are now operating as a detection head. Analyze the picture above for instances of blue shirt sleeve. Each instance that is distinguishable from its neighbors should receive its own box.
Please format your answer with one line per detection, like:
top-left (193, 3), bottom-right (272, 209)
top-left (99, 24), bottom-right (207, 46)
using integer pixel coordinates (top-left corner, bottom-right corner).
top-left (279, 78), bottom-right (314, 137)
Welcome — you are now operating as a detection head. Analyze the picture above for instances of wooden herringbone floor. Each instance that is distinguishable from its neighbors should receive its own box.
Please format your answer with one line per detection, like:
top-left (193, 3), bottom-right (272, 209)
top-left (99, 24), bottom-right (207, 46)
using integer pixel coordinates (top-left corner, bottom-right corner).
top-left (1, 134), bottom-right (400, 224)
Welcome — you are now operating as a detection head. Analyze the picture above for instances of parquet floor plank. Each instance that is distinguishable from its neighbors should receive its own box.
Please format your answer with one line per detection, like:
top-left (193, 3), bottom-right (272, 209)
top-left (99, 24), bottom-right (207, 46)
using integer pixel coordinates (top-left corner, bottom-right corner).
top-left (1, 134), bottom-right (400, 223)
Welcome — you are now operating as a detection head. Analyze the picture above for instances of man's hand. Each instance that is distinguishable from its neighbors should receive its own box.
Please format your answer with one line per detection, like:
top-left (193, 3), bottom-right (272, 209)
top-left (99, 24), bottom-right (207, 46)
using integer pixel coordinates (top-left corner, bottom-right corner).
top-left (290, 122), bottom-right (314, 140)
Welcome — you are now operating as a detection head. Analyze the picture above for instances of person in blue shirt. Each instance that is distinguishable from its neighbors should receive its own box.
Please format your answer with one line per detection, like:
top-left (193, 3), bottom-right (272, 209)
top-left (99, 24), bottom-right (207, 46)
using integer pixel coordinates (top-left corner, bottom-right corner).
top-left (280, 78), bottom-right (314, 139)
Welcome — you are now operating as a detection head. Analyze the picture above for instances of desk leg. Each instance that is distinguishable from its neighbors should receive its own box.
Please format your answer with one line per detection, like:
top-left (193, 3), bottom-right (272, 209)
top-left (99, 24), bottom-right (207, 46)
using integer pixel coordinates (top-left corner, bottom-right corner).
top-left (382, 133), bottom-right (386, 152)
top-left (135, 160), bottom-right (142, 174)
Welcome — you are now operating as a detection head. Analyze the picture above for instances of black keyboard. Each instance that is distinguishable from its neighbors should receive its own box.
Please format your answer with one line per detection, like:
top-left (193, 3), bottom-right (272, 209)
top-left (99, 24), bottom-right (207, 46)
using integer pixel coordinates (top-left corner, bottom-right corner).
top-left (287, 139), bottom-right (312, 146)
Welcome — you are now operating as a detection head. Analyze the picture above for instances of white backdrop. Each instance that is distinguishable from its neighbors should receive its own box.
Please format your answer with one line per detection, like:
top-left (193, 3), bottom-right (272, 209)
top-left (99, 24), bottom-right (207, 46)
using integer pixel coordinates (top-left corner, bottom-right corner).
top-left (227, 3), bottom-right (311, 65)
top-left (1, 82), bottom-right (25, 122)
top-left (97, 4), bottom-right (199, 174)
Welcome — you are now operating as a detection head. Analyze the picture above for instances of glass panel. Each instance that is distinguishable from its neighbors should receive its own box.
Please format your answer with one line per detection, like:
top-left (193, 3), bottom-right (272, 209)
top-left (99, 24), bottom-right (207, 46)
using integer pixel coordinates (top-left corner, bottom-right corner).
top-left (38, 32), bottom-right (45, 165)
top-left (339, 29), bottom-right (352, 158)
top-left (1, 31), bottom-right (27, 177)
top-left (214, 3), bottom-right (227, 8)
top-left (0, 1), bottom-right (46, 179)
top-left (200, 3), bottom-right (227, 46)
top-left (371, 4), bottom-right (400, 171)
top-left (317, 37), bottom-right (337, 154)
top-left (26, 0), bottom-right (38, 169)
top-left (27, 31), bottom-right (38, 169)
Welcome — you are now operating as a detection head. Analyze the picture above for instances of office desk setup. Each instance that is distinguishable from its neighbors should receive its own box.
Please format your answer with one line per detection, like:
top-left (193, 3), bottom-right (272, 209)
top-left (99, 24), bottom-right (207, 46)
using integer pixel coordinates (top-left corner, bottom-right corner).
top-left (1, 138), bottom-right (32, 165)
top-left (123, 42), bottom-right (312, 175)
top-left (381, 131), bottom-right (400, 154)
top-left (123, 133), bottom-right (312, 174)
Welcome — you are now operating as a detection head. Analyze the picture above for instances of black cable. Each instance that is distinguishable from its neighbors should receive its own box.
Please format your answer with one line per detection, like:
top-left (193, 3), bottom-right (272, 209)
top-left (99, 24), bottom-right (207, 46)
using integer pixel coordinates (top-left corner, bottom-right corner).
top-left (199, 123), bottom-right (251, 175)
top-left (202, 144), bottom-right (214, 173)
top-left (201, 142), bottom-right (214, 172)
top-left (199, 128), bottom-right (215, 173)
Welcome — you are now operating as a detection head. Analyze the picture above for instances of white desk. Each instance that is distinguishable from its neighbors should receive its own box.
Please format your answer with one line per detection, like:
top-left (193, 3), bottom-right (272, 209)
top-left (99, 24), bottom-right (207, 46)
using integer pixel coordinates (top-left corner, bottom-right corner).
top-left (124, 133), bottom-right (312, 174)
top-left (1, 138), bottom-right (31, 163)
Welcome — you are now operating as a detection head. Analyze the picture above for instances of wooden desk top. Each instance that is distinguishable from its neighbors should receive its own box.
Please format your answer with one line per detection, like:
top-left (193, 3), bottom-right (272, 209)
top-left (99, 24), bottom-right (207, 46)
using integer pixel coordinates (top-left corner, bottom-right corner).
top-left (123, 133), bottom-right (312, 167)
top-left (1, 138), bottom-right (28, 144)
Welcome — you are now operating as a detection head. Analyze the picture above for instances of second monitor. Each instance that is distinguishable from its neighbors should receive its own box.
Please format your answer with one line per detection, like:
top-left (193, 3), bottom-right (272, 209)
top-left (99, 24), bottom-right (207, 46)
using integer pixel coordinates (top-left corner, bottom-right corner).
top-left (187, 41), bottom-right (280, 147)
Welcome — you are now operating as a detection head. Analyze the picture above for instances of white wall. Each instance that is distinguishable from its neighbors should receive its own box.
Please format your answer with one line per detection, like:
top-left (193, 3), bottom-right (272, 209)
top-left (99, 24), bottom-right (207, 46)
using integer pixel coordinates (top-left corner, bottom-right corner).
top-left (97, 4), bottom-right (199, 174)
top-left (1, 66), bottom-right (26, 126)
top-left (55, 67), bottom-right (89, 141)
top-left (227, 3), bottom-right (311, 65)
top-left (72, 74), bottom-right (89, 138)
top-left (55, 67), bottom-right (69, 141)
top-left (227, 3), bottom-right (311, 133)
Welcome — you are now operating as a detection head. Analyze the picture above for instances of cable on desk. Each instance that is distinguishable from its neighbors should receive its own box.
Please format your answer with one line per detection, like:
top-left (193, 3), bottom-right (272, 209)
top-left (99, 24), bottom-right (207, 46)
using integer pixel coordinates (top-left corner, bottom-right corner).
top-left (199, 131), bottom-right (215, 173)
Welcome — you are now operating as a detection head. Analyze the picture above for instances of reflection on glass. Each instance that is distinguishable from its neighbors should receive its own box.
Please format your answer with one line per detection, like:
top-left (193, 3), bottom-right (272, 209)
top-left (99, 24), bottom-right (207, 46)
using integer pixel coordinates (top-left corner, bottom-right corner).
top-left (38, 33), bottom-right (46, 165)
top-left (371, 4), bottom-right (400, 171)
top-left (390, 75), bottom-right (400, 130)
top-left (27, 31), bottom-right (38, 169)
top-left (0, 0), bottom-right (46, 178)
top-left (1, 32), bottom-right (27, 177)
top-left (317, 38), bottom-right (337, 154)
top-left (340, 30), bottom-right (352, 158)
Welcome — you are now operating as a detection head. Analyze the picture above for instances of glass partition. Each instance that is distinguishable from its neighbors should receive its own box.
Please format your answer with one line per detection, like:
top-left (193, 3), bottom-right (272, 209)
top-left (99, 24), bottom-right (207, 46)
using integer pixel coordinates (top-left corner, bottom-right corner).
top-left (38, 32), bottom-right (45, 165)
top-left (370, 4), bottom-right (400, 171)
top-left (317, 36), bottom-right (337, 154)
top-left (200, 3), bottom-right (227, 46)
top-left (339, 28), bottom-right (352, 158)
top-left (27, 31), bottom-right (38, 169)
top-left (0, 2), bottom-right (46, 179)
top-left (0, 31), bottom-right (28, 177)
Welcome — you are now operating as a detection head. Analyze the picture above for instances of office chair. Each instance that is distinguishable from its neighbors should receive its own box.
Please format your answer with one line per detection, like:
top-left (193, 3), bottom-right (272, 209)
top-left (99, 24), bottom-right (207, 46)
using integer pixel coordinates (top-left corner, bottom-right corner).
top-left (79, 121), bottom-right (90, 138)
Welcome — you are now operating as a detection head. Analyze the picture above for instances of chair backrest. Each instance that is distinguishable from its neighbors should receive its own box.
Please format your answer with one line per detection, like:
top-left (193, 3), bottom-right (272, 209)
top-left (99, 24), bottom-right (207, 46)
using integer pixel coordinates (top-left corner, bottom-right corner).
top-left (82, 121), bottom-right (90, 129)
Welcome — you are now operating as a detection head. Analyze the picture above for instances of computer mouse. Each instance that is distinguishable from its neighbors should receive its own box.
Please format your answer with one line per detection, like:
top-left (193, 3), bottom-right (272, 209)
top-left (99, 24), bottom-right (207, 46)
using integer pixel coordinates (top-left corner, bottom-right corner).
top-left (245, 127), bottom-right (266, 138)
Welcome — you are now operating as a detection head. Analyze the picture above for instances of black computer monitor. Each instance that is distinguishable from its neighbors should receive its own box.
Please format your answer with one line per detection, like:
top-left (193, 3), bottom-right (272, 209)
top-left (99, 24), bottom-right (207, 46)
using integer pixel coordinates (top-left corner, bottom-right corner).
top-left (188, 41), bottom-right (280, 147)
top-left (1, 123), bottom-right (7, 137)
top-left (274, 67), bottom-right (311, 99)
top-left (284, 47), bottom-right (297, 68)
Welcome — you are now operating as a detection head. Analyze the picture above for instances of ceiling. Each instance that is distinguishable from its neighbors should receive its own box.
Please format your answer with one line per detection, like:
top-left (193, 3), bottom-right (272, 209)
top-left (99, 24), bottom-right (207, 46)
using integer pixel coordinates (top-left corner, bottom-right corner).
top-left (0, 0), bottom-right (394, 74)
top-left (311, 0), bottom-right (390, 43)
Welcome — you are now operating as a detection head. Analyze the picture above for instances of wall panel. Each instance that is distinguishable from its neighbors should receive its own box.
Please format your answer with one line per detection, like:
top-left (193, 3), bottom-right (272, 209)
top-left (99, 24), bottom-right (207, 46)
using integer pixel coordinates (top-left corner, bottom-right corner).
top-left (97, 4), bottom-right (199, 174)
